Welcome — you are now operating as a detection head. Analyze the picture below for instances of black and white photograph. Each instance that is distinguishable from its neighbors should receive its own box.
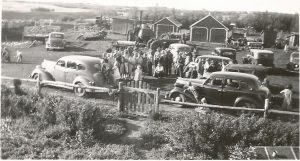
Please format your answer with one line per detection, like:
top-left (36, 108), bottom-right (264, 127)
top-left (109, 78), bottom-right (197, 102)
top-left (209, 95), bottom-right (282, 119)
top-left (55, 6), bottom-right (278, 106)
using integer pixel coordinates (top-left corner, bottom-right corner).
top-left (1, 0), bottom-right (299, 159)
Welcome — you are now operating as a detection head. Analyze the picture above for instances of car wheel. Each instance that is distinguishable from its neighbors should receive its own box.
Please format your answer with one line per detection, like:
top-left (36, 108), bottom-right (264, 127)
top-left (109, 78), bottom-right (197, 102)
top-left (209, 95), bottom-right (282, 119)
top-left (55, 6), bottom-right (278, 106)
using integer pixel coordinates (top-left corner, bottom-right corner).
top-left (74, 82), bottom-right (86, 97)
top-left (171, 93), bottom-right (186, 102)
top-left (33, 74), bottom-right (43, 81)
top-left (237, 101), bottom-right (257, 109)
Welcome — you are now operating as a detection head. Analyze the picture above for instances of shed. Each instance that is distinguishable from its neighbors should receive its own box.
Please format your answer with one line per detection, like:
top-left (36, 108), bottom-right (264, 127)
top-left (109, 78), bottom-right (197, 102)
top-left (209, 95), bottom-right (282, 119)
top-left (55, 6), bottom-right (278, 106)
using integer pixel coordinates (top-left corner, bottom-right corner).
top-left (190, 14), bottom-right (228, 43)
top-left (153, 17), bottom-right (182, 38)
top-left (111, 18), bottom-right (134, 35)
top-left (261, 30), bottom-right (277, 48)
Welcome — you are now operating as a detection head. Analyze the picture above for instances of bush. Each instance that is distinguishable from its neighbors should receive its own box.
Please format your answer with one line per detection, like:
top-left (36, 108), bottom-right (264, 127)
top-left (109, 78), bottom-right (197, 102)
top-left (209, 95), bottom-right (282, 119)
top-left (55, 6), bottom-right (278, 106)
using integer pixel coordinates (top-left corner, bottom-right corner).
top-left (1, 84), bottom-right (132, 159)
top-left (141, 112), bottom-right (299, 159)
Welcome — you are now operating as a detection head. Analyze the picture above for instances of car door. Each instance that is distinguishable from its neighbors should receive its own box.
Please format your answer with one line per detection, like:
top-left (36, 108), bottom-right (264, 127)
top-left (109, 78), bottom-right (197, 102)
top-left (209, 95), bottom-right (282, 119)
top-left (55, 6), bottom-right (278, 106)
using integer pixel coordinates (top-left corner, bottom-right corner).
top-left (221, 78), bottom-right (240, 106)
top-left (202, 77), bottom-right (223, 105)
top-left (65, 61), bottom-right (78, 84)
top-left (52, 60), bottom-right (66, 82)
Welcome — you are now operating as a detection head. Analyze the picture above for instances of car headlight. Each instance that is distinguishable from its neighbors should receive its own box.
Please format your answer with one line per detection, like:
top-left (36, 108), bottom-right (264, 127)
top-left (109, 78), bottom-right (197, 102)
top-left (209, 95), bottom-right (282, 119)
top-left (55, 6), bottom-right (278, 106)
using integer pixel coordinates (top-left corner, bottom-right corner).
top-left (295, 64), bottom-right (299, 68)
top-left (89, 81), bottom-right (95, 85)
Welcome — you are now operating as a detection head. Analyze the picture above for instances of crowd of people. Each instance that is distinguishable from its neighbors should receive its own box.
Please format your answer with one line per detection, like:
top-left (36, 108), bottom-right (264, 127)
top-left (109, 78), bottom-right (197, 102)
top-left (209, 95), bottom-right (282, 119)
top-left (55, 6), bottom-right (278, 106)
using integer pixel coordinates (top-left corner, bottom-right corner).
top-left (101, 45), bottom-right (233, 85)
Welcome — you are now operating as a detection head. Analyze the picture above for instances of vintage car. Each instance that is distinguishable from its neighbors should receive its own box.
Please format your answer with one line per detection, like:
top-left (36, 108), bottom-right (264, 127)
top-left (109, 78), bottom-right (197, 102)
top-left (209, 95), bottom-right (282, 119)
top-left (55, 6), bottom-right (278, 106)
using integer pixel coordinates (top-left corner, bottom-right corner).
top-left (287, 52), bottom-right (299, 72)
top-left (224, 64), bottom-right (284, 94)
top-left (243, 49), bottom-right (274, 67)
top-left (168, 72), bottom-right (268, 109)
top-left (212, 47), bottom-right (237, 63)
top-left (168, 43), bottom-right (191, 58)
top-left (46, 32), bottom-right (65, 50)
top-left (30, 55), bottom-right (111, 97)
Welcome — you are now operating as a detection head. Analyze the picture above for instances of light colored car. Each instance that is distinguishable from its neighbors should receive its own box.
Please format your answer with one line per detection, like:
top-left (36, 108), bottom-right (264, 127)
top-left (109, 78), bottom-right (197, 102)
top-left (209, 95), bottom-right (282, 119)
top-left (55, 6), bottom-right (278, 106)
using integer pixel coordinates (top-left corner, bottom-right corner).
top-left (168, 43), bottom-right (191, 58)
top-left (30, 55), bottom-right (110, 97)
top-left (243, 49), bottom-right (274, 67)
top-left (46, 32), bottom-right (65, 50)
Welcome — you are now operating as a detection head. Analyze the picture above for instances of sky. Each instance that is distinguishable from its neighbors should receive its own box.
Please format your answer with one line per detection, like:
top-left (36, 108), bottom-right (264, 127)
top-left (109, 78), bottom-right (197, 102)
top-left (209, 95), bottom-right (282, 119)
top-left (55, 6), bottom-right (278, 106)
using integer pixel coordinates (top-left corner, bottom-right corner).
top-left (3, 0), bottom-right (300, 14)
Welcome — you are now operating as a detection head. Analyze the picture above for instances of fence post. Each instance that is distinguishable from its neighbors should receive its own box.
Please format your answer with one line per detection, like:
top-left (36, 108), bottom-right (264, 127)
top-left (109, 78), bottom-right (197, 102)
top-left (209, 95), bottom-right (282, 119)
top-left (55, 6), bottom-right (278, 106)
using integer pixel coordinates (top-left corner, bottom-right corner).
top-left (118, 82), bottom-right (125, 112)
top-left (155, 88), bottom-right (160, 113)
top-left (264, 99), bottom-right (269, 118)
top-left (36, 73), bottom-right (41, 96)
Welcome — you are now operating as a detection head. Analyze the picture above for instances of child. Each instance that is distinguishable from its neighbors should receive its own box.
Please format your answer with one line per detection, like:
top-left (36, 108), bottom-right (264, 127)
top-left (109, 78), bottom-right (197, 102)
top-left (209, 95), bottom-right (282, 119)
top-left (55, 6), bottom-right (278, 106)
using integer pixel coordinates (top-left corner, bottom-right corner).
top-left (153, 62), bottom-right (164, 78)
top-left (134, 65), bottom-right (143, 81)
top-left (280, 84), bottom-right (293, 110)
top-left (15, 50), bottom-right (23, 63)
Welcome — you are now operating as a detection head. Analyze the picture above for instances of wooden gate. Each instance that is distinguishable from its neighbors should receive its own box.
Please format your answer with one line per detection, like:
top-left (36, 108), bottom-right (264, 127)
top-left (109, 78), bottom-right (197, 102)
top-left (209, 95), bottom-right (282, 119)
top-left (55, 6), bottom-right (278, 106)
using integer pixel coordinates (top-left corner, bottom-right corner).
top-left (117, 81), bottom-right (160, 116)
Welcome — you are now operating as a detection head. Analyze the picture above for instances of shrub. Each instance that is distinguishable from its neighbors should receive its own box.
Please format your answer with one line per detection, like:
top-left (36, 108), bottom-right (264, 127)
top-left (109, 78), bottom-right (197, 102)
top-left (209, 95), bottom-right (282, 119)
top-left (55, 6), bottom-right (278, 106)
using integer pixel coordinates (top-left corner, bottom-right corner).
top-left (141, 112), bottom-right (299, 159)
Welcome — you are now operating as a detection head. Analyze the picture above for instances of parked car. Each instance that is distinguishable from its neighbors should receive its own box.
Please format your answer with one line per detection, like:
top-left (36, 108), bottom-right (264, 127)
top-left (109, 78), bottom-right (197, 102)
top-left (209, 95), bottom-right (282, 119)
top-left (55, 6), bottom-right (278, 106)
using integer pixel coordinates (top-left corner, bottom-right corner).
top-left (30, 55), bottom-right (111, 97)
top-left (46, 32), bottom-right (65, 50)
top-left (243, 49), bottom-right (274, 67)
top-left (224, 64), bottom-right (284, 94)
top-left (169, 43), bottom-right (191, 58)
top-left (168, 71), bottom-right (268, 109)
top-left (287, 52), bottom-right (299, 72)
top-left (212, 47), bottom-right (237, 63)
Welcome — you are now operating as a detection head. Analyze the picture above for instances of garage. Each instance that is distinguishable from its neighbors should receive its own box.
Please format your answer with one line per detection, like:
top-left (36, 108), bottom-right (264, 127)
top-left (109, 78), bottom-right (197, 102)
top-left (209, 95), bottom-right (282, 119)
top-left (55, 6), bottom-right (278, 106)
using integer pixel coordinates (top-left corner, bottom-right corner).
top-left (190, 14), bottom-right (228, 43)
top-left (153, 17), bottom-right (182, 38)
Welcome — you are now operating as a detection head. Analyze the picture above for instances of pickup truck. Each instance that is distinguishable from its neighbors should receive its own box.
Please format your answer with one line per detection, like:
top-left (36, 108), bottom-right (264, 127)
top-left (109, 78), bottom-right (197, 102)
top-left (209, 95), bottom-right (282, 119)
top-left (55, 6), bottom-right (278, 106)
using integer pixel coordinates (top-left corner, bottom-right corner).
top-left (46, 32), bottom-right (65, 50)
top-left (30, 55), bottom-right (113, 97)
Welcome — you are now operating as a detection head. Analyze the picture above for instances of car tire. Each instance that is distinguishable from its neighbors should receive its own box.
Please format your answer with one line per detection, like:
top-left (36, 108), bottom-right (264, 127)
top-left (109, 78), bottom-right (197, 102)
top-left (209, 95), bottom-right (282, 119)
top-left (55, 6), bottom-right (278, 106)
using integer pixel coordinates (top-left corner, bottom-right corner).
top-left (74, 82), bottom-right (87, 97)
top-left (237, 101), bottom-right (257, 109)
top-left (33, 73), bottom-right (43, 81)
top-left (171, 93), bottom-right (186, 103)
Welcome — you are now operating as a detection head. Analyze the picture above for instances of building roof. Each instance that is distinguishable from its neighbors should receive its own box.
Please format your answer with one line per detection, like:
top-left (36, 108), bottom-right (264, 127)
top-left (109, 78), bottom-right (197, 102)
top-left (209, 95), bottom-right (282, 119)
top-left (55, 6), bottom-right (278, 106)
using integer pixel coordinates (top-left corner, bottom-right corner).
top-left (153, 17), bottom-right (182, 27)
top-left (190, 14), bottom-right (228, 30)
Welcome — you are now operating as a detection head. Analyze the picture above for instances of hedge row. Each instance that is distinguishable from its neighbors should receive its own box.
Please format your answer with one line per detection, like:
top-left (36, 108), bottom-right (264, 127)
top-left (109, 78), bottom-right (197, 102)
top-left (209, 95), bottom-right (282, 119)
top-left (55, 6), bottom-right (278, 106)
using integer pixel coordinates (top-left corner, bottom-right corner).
top-left (1, 85), bottom-right (138, 159)
top-left (141, 111), bottom-right (299, 159)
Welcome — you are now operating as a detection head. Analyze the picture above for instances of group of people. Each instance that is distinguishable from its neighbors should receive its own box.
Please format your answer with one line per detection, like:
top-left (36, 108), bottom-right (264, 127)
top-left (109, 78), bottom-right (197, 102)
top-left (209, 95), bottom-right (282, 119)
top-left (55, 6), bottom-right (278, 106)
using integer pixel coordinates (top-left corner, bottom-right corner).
top-left (1, 46), bottom-right (23, 63)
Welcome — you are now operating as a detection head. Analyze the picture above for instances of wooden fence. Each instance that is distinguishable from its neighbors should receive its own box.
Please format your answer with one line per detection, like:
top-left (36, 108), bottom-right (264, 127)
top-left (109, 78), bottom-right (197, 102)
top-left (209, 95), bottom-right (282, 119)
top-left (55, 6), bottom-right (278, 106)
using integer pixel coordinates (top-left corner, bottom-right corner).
top-left (161, 99), bottom-right (300, 118)
top-left (117, 81), bottom-right (160, 116)
top-left (1, 75), bottom-right (299, 118)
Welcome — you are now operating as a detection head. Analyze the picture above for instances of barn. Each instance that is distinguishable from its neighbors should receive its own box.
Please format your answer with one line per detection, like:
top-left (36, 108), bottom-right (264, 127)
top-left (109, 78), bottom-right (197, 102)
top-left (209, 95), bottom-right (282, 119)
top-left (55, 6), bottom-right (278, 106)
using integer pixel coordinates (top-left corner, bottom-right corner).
top-left (152, 17), bottom-right (182, 38)
top-left (190, 14), bottom-right (228, 43)
top-left (111, 18), bottom-right (134, 35)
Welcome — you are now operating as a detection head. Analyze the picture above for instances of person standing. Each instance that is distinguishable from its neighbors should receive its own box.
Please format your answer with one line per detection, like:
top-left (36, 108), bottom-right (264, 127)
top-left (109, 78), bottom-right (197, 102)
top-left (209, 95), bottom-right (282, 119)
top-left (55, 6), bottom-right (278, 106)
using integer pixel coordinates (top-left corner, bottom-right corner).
top-left (280, 84), bottom-right (293, 110)
top-left (134, 65), bottom-right (143, 81)
top-left (165, 49), bottom-right (173, 76)
top-left (15, 49), bottom-right (23, 63)
top-left (175, 52), bottom-right (184, 77)
top-left (154, 47), bottom-right (162, 67)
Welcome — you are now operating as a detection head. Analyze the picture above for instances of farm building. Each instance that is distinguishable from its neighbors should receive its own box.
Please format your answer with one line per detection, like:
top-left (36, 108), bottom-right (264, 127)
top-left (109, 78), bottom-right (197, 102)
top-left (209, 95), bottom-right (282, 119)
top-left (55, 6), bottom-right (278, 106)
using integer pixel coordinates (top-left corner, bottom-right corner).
top-left (153, 17), bottom-right (182, 38)
top-left (111, 17), bottom-right (134, 35)
top-left (261, 30), bottom-right (277, 48)
top-left (190, 14), bottom-right (228, 43)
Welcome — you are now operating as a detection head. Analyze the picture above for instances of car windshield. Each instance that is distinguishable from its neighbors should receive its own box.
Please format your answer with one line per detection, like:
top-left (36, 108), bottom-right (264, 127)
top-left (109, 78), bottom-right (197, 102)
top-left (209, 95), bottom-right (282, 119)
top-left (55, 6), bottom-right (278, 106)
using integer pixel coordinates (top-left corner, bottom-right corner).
top-left (51, 34), bottom-right (64, 38)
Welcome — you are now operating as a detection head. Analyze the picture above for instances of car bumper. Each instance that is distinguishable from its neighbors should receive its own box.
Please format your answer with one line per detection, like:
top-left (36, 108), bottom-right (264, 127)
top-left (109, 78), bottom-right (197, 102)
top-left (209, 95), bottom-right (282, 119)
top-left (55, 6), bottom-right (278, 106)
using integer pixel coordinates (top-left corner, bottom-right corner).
top-left (46, 46), bottom-right (64, 49)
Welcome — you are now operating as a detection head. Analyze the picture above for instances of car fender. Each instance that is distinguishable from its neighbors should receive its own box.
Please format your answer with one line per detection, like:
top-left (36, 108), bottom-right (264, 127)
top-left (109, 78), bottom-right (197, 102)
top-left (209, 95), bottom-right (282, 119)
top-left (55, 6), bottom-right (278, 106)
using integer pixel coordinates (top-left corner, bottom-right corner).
top-left (169, 87), bottom-right (197, 103)
top-left (234, 96), bottom-right (263, 108)
top-left (30, 66), bottom-right (54, 81)
top-left (72, 76), bottom-right (91, 86)
top-left (72, 76), bottom-right (95, 92)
